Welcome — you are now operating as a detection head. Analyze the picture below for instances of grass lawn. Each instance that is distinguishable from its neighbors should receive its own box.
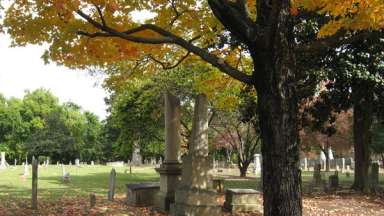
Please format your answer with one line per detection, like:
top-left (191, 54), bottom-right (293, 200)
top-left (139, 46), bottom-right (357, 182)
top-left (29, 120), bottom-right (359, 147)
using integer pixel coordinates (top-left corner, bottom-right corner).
top-left (0, 165), bottom-right (159, 202)
top-left (1, 165), bottom-right (384, 202)
top-left (1, 166), bottom-right (384, 215)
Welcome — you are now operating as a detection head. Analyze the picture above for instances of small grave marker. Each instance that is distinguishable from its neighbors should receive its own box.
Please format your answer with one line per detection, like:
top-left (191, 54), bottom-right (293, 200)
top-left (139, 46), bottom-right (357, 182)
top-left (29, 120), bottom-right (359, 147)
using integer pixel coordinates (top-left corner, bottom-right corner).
top-left (108, 168), bottom-right (116, 201)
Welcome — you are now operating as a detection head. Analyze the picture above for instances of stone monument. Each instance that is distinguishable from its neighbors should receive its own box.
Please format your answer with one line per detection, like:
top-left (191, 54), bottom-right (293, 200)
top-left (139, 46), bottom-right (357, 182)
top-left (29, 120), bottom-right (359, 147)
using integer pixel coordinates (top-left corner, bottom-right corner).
top-left (173, 94), bottom-right (221, 216)
top-left (154, 92), bottom-right (182, 212)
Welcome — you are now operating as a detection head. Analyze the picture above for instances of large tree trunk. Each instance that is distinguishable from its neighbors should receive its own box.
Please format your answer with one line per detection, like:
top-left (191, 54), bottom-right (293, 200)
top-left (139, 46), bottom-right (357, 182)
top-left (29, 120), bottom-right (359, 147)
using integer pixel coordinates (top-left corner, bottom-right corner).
top-left (352, 88), bottom-right (373, 192)
top-left (252, 1), bottom-right (302, 215)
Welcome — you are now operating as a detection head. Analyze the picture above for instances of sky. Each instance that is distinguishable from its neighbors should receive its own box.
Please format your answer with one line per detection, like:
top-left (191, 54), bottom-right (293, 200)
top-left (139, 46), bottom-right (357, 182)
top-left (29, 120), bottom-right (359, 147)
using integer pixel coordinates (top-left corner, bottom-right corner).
top-left (0, 34), bottom-right (109, 119)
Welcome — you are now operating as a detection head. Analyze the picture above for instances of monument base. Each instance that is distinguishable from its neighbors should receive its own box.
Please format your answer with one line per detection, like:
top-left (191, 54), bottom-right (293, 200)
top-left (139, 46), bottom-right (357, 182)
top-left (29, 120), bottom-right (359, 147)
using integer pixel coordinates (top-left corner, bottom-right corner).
top-left (172, 187), bottom-right (222, 216)
top-left (154, 161), bottom-right (182, 212)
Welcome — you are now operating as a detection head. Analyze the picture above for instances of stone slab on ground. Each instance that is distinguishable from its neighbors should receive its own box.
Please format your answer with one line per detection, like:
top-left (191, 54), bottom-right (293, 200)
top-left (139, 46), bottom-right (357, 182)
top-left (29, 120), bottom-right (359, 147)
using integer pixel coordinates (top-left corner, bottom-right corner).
top-left (224, 189), bottom-right (261, 213)
top-left (126, 182), bottom-right (160, 207)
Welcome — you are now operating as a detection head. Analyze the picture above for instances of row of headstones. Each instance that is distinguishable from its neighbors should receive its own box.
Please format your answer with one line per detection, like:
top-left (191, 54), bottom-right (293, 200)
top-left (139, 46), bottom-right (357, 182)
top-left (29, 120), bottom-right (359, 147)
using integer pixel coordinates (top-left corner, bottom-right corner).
top-left (301, 157), bottom-right (356, 172)
top-left (28, 156), bottom-right (118, 210)
top-left (311, 162), bottom-right (381, 192)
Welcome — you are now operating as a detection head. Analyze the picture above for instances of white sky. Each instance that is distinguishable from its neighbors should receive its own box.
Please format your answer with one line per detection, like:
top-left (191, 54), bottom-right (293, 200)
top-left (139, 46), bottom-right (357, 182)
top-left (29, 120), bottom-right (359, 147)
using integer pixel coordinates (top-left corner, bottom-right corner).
top-left (0, 34), bottom-right (108, 119)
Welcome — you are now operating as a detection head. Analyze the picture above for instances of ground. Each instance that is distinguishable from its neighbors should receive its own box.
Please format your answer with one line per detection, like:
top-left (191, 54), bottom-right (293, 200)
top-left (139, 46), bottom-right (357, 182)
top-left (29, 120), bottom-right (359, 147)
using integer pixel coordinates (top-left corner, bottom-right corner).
top-left (0, 165), bottom-right (383, 215)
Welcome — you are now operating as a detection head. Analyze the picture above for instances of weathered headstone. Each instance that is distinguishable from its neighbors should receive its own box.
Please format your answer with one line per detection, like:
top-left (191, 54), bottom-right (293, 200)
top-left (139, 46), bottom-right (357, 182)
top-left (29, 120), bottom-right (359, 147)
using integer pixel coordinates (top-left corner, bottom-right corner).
top-left (61, 164), bottom-right (70, 182)
top-left (173, 94), bottom-right (221, 216)
top-left (75, 158), bottom-right (80, 167)
top-left (0, 152), bottom-right (7, 169)
top-left (132, 145), bottom-right (142, 166)
top-left (303, 157), bottom-right (308, 171)
top-left (329, 171), bottom-right (339, 191)
top-left (370, 163), bottom-right (379, 190)
top-left (108, 168), bottom-right (116, 201)
top-left (32, 157), bottom-right (38, 209)
top-left (23, 162), bottom-right (29, 176)
top-left (91, 161), bottom-right (95, 166)
top-left (253, 154), bottom-right (261, 174)
top-left (90, 193), bottom-right (96, 208)
top-left (313, 164), bottom-right (322, 185)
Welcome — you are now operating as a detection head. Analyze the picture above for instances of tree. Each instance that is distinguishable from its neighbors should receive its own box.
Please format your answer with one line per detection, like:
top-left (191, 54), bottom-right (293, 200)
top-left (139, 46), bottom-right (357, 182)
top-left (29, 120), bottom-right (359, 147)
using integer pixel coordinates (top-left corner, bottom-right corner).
top-left (3, 1), bottom-right (384, 214)
top-left (211, 91), bottom-right (261, 177)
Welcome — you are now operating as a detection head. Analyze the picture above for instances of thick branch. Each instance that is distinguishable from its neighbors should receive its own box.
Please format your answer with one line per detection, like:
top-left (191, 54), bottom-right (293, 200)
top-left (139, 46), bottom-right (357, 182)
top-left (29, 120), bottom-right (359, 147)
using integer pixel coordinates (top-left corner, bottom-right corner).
top-left (295, 30), bottom-right (376, 55)
top-left (208, 0), bottom-right (258, 45)
top-left (76, 10), bottom-right (253, 84)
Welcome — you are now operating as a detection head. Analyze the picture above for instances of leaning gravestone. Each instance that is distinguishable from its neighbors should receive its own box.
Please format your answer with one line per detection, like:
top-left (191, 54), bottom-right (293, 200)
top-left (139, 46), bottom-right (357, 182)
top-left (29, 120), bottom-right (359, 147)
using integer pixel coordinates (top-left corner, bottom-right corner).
top-left (108, 168), bottom-right (116, 201)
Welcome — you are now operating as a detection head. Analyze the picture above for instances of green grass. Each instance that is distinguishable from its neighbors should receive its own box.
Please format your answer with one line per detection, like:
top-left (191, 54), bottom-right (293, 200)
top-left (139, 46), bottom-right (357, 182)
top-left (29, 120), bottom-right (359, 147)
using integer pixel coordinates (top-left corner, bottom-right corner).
top-left (1, 166), bottom-right (383, 203)
top-left (0, 165), bottom-right (159, 202)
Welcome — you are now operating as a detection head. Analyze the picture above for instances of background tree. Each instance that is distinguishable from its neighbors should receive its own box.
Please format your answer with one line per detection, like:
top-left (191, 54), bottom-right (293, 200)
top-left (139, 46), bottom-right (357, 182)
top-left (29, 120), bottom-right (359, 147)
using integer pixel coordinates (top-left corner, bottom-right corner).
top-left (3, 1), bottom-right (384, 214)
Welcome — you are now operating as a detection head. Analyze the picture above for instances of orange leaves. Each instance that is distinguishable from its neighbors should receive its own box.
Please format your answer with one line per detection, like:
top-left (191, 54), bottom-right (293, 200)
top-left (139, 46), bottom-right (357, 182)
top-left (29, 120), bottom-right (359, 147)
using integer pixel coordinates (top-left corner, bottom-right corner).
top-left (296, 0), bottom-right (384, 37)
top-left (290, 6), bottom-right (299, 16)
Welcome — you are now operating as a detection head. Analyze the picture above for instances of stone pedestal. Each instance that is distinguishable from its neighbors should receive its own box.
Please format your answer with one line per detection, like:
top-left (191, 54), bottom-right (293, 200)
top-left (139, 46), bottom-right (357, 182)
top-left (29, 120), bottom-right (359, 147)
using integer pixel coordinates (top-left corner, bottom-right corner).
top-left (155, 162), bottom-right (182, 211)
top-left (155, 92), bottom-right (182, 212)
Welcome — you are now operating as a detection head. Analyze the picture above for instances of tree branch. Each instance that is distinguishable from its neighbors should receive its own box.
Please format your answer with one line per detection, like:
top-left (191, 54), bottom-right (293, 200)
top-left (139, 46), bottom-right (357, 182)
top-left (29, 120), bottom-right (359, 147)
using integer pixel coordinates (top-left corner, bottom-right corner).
top-left (295, 30), bottom-right (377, 55)
top-left (75, 9), bottom-right (253, 85)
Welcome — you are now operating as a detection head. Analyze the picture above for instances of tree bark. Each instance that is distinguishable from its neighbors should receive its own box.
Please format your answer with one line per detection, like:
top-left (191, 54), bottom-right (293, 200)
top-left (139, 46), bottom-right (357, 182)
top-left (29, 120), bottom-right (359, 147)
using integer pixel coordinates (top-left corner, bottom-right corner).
top-left (352, 88), bottom-right (373, 192)
top-left (238, 159), bottom-right (251, 177)
top-left (252, 1), bottom-right (302, 215)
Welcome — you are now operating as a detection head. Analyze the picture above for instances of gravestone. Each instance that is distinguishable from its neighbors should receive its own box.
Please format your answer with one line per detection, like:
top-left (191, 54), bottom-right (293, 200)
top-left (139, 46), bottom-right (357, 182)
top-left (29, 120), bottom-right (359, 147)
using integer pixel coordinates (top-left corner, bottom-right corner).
top-left (23, 162), bottom-right (29, 176)
top-left (108, 168), bottom-right (116, 201)
top-left (69, 161), bottom-right (72, 166)
top-left (370, 163), bottom-right (379, 190)
top-left (308, 163), bottom-right (326, 193)
top-left (91, 161), bottom-right (95, 166)
top-left (32, 157), bottom-right (38, 209)
top-left (253, 154), bottom-right (261, 174)
top-left (90, 193), bottom-right (96, 208)
top-left (341, 158), bottom-right (345, 173)
top-left (75, 158), bottom-right (80, 167)
top-left (173, 94), bottom-right (221, 216)
top-left (313, 164), bottom-right (322, 185)
top-left (61, 164), bottom-right (70, 182)
top-left (0, 152), bottom-right (7, 169)
top-left (14, 159), bottom-right (17, 166)
top-left (328, 171), bottom-right (339, 191)
top-left (303, 157), bottom-right (308, 171)
top-left (224, 189), bottom-right (261, 213)
top-left (126, 183), bottom-right (160, 206)
top-left (132, 145), bottom-right (142, 166)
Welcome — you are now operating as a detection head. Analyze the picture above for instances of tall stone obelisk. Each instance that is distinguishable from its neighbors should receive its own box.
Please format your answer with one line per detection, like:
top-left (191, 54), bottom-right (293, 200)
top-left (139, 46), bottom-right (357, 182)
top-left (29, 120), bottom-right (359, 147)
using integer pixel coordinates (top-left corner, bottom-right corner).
top-left (173, 93), bottom-right (221, 216)
top-left (155, 92), bottom-right (182, 211)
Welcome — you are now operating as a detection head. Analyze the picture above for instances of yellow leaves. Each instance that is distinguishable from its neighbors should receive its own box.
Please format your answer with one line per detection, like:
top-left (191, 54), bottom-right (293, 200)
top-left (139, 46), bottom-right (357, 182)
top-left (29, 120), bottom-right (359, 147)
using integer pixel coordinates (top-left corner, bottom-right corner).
top-left (318, 20), bottom-right (344, 38)
top-left (296, 0), bottom-right (384, 37)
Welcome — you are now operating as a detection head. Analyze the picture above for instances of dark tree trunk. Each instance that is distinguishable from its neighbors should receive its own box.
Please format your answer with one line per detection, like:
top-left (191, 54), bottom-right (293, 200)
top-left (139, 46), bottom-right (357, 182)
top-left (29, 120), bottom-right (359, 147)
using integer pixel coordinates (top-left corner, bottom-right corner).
top-left (238, 160), bottom-right (251, 177)
top-left (252, 1), bottom-right (302, 215)
top-left (352, 89), bottom-right (373, 192)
